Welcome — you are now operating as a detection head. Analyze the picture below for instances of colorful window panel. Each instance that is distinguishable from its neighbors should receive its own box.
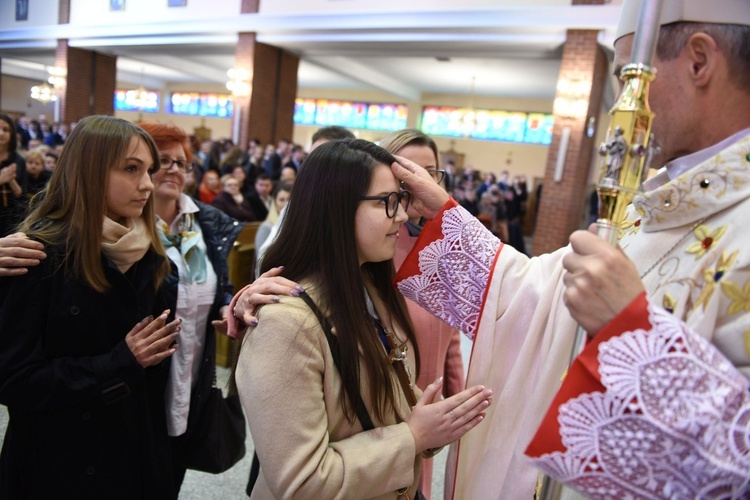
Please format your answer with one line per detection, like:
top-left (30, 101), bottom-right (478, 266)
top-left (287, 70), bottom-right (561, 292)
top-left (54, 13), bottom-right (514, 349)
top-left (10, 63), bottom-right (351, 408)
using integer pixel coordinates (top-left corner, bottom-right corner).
top-left (114, 89), bottom-right (160, 113)
top-left (524, 113), bottom-right (555, 145)
top-left (169, 92), bottom-right (234, 118)
top-left (293, 98), bottom-right (407, 132)
top-left (421, 106), bottom-right (554, 145)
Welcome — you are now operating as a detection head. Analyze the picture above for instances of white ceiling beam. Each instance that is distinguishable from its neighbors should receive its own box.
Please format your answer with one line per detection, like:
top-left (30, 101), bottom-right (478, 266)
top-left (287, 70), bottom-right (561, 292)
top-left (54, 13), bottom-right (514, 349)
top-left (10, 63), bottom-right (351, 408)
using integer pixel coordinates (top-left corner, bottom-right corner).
top-left (306, 56), bottom-right (421, 102)
top-left (0, 5), bottom-right (621, 48)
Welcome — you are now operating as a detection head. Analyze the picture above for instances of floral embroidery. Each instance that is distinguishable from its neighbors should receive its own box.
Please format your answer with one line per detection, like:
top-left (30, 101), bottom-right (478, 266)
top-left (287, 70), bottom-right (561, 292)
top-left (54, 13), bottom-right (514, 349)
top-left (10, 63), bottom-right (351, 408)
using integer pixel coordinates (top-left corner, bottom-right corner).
top-left (694, 250), bottom-right (738, 311)
top-left (397, 207), bottom-right (500, 339)
top-left (621, 217), bottom-right (642, 236)
top-left (530, 300), bottom-right (750, 499)
top-left (632, 137), bottom-right (750, 229)
top-left (662, 292), bottom-right (676, 313)
top-left (722, 278), bottom-right (750, 316)
top-left (685, 224), bottom-right (727, 258)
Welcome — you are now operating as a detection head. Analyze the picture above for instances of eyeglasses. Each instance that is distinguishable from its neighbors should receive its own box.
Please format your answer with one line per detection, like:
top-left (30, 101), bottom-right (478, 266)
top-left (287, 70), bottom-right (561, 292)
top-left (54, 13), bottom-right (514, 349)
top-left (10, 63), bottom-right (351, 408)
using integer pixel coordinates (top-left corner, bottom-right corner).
top-left (158, 156), bottom-right (193, 174)
top-left (360, 190), bottom-right (411, 218)
top-left (425, 169), bottom-right (446, 184)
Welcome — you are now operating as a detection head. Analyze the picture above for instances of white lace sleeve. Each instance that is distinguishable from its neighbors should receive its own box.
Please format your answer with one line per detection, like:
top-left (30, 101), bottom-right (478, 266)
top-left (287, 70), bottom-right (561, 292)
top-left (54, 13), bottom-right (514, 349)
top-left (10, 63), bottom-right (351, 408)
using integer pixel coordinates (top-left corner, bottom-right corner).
top-left (397, 206), bottom-right (501, 340)
top-left (530, 300), bottom-right (750, 499)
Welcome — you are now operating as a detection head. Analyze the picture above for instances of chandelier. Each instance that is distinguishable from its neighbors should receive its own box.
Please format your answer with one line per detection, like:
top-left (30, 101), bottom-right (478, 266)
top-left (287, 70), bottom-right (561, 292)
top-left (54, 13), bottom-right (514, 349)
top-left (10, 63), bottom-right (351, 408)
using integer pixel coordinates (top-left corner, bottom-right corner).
top-left (30, 82), bottom-right (57, 103)
top-left (226, 67), bottom-right (251, 97)
top-left (131, 86), bottom-right (152, 110)
top-left (30, 66), bottom-right (66, 104)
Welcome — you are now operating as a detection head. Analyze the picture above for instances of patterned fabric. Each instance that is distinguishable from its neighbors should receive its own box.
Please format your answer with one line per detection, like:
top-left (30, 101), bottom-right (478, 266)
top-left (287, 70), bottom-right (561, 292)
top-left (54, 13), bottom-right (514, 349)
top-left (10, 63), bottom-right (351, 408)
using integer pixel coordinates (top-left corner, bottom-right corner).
top-left (395, 134), bottom-right (750, 499)
top-left (158, 212), bottom-right (207, 284)
top-left (532, 297), bottom-right (750, 498)
top-left (526, 136), bottom-right (750, 497)
top-left (398, 206), bottom-right (501, 339)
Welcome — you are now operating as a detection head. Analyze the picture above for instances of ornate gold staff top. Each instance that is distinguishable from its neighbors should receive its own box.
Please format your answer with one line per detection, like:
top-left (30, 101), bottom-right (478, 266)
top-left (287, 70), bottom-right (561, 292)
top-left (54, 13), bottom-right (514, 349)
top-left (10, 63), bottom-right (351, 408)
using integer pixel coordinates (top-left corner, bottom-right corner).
top-left (569, 0), bottom-right (664, 363)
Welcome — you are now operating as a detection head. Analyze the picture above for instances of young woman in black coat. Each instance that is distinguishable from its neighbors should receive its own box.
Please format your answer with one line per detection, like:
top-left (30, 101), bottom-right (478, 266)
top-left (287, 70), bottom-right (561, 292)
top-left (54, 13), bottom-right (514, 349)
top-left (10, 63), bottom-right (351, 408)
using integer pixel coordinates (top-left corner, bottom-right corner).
top-left (0, 114), bottom-right (28, 237)
top-left (0, 116), bottom-right (180, 499)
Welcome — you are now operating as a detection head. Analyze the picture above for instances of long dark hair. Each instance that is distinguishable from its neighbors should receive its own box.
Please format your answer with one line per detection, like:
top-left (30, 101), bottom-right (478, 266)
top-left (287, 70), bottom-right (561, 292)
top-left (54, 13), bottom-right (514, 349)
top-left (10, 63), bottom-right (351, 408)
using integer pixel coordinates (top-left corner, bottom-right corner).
top-left (261, 138), bottom-right (419, 423)
top-left (0, 114), bottom-right (18, 154)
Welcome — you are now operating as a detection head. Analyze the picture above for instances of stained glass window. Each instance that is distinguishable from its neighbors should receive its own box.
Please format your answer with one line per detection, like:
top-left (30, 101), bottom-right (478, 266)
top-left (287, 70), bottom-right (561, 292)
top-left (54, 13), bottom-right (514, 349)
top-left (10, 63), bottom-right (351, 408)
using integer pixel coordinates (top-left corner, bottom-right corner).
top-left (294, 98), bottom-right (407, 132)
top-left (169, 92), bottom-right (234, 118)
top-left (421, 106), bottom-right (554, 145)
top-left (114, 89), bottom-right (160, 113)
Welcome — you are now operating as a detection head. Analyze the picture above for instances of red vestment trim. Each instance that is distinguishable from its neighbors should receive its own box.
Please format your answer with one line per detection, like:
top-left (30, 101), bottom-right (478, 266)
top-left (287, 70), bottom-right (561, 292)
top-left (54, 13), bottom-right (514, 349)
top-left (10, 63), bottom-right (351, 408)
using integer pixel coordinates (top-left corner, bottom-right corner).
top-left (525, 291), bottom-right (651, 458)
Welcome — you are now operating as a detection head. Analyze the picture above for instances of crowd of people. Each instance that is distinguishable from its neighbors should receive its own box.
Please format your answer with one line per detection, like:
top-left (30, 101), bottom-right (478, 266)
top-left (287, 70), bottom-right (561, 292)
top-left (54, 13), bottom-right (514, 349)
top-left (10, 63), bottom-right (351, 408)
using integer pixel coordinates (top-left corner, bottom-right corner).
top-left (1, 1), bottom-right (749, 498)
top-left (0, 112), bottom-right (309, 236)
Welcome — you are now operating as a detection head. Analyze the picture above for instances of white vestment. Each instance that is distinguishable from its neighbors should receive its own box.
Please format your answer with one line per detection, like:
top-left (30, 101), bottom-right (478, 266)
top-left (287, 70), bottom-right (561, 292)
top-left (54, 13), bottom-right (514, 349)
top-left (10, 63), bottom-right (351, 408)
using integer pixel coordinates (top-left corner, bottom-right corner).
top-left (395, 132), bottom-right (750, 498)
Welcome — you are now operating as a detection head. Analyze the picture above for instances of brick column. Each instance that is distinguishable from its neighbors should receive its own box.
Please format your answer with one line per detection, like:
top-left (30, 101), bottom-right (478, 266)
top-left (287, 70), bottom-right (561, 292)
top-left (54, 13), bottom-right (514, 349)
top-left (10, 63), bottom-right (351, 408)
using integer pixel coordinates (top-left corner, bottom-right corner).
top-left (233, 0), bottom-right (299, 148)
top-left (532, 28), bottom-right (608, 255)
top-left (55, 0), bottom-right (116, 124)
top-left (234, 37), bottom-right (299, 148)
top-left (55, 41), bottom-right (117, 124)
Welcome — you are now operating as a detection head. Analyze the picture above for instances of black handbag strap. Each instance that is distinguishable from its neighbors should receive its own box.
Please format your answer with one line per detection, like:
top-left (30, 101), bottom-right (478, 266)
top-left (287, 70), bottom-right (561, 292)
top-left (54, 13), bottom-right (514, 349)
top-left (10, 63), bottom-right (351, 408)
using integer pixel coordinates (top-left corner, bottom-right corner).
top-left (298, 292), bottom-right (375, 431)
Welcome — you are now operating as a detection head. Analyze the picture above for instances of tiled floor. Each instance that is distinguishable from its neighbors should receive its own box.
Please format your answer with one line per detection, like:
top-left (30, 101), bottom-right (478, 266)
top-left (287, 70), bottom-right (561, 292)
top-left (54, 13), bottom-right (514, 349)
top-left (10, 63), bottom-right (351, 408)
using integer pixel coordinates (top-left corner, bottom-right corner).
top-left (0, 331), bottom-right (472, 500)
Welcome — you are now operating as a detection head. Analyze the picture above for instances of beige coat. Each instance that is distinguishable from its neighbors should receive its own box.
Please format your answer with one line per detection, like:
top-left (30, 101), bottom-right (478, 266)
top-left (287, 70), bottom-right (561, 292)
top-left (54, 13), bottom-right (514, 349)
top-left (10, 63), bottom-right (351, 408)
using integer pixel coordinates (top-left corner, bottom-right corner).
top-left (236, 287), bottom-right (422, 499)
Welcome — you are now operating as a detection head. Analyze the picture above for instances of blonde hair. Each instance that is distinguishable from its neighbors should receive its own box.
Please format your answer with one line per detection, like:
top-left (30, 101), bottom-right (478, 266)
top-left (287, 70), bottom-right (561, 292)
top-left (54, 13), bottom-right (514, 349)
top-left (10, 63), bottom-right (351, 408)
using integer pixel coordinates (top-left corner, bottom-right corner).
top-left (24, 149), bottom-right (45, 164)
top-left (220, 174), bottom-right (239, 187)
top-left (21, 115), bottom-right (170, 292)
top-left (378, 128), bottom-right (440, 167)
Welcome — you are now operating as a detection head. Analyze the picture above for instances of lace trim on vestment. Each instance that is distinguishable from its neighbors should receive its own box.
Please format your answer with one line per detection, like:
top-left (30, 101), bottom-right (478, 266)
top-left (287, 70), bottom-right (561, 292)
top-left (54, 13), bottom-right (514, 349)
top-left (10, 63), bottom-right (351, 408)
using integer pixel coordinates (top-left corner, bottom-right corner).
top-left (397, 207), bottom-right (500, 339)
top-left (531, 300), bottom-right (750, 499)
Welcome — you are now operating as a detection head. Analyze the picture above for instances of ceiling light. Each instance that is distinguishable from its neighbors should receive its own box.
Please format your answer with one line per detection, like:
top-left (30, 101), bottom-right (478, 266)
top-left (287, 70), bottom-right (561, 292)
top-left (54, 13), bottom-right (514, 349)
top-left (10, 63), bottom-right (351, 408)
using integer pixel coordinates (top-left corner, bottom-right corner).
top-left (226, 67), bottom-right (251, 97)
top-left (30, 82), bottom-right (57, 103)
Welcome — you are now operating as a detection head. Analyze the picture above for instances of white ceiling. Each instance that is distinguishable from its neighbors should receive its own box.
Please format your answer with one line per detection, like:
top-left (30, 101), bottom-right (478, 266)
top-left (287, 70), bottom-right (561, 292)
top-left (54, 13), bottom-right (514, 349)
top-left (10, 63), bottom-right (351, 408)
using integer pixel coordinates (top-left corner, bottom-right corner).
top-left (0, 4), bottom-right (623, 102)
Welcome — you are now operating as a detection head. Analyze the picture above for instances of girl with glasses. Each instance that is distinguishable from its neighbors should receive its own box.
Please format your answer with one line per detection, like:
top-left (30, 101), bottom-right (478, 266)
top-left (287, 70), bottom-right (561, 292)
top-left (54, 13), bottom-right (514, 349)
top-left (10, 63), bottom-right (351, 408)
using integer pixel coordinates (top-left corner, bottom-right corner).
top-left (378, 129), bottom-right (464, 499)
top-left (234, 138), bottom-right (492, 499)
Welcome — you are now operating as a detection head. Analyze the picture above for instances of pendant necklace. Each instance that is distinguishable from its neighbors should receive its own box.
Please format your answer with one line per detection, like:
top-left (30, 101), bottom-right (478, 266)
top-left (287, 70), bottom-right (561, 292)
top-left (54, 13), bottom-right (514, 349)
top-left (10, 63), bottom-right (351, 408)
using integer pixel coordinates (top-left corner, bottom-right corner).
top-left (639, 217), bottom-right (706, 279)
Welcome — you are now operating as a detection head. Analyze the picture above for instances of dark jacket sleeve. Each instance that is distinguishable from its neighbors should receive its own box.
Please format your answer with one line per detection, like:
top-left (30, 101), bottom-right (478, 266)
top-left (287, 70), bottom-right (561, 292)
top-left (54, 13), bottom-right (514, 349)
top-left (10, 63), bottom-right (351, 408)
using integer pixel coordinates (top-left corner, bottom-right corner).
top-left (0, 258), bottom-right (143, 412)
top-left (14, 154), bottom-right (28, 192)
top-left (195, 201), bottom-right (244, 309)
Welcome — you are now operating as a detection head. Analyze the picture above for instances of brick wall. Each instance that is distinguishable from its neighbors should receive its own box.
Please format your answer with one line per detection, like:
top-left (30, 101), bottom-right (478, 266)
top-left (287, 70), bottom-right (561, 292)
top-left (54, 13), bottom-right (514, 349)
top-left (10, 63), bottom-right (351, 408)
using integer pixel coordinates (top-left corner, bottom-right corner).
top-left (533, 29), bottom-right (608, 255)
top-left (56, 41), bottom-right (116, 124)
top-left (235, 36), bottom-right (299, 148)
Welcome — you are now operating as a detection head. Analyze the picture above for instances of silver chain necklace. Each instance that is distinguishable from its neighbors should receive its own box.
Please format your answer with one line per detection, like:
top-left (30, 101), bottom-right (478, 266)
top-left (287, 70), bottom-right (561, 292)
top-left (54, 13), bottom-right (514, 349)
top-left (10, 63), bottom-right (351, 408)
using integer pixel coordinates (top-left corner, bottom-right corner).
top-left (639, 217), bottom-right (706, 279)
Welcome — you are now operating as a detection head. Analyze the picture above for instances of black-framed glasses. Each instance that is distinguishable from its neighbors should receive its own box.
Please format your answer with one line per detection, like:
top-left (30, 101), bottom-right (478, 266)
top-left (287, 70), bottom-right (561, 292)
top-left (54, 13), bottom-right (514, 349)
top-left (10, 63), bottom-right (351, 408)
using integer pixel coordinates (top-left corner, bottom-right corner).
top-left (360, 190), bottom-right (411, 218)
top-left (425, 169), bottom-right (445, 184)
top-left (158, 156), bottom-right (193, 174)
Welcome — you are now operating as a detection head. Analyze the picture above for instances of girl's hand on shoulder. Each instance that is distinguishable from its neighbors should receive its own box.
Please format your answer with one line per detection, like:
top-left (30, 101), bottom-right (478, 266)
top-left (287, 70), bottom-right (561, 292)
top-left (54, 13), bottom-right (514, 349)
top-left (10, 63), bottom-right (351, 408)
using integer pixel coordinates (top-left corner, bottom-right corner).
top-left (233, 266), bottom-right (304, 326)
top-left (406, 377), bottom-right (493, 454)
top-left (125, 310), bottom-right (181, 367)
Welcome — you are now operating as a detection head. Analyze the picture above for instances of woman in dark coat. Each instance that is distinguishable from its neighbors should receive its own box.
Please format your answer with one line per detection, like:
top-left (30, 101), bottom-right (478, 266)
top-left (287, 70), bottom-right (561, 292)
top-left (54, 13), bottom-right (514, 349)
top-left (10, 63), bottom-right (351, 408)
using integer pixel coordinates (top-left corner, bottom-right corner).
top-left (210, 174), bottom-right (258, 222)
top-left (138, 121), bottom-right (244, 490)
top-left (0, 113), bottom-right (28, 237)
top-left (0, 116), bottom-right (179, 499)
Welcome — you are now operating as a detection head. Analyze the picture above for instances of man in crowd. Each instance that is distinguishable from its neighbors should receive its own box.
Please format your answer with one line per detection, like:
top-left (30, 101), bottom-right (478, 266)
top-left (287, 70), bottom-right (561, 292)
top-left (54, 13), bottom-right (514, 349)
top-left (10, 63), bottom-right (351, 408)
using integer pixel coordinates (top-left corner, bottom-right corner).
top-left (262, 139), bottom-right (289, 181)
top-left (247, 173), bottom-right (273, 220)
